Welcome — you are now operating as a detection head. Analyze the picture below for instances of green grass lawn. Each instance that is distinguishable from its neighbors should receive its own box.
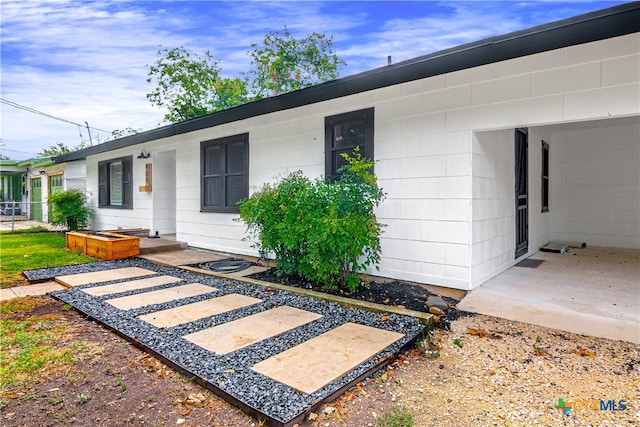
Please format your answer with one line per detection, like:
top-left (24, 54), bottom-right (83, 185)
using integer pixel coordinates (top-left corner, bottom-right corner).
top-left (0, 229), bottom-right (96, 286)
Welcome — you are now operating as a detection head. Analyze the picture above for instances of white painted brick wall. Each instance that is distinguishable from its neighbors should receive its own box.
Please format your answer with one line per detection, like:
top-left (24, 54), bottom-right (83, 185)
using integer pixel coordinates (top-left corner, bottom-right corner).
top-left (550, 120), bottom-right (639, 249)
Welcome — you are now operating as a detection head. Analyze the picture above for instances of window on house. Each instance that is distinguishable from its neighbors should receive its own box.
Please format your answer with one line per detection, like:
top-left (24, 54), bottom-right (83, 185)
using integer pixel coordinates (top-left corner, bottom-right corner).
top-left (325, 108), bottom-right (374, 180)
top-left (98, 156), bottom-right (132, 209)
top-left (49, 175), bottom-right (64, 196)
top-left (201, 133), bottom-right (249, 213)
top-left (541, 141), bottom-right (549, 212)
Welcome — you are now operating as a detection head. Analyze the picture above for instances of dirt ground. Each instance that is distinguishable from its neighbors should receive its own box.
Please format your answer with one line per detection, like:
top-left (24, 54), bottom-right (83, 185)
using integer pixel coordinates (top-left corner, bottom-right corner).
top-left (2, 296), bottom-right (638, 427)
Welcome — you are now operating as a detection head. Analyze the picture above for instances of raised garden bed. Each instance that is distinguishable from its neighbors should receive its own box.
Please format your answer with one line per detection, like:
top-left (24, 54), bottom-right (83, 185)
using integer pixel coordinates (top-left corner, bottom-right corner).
top-left (66, 231), bottom-right (140, 260)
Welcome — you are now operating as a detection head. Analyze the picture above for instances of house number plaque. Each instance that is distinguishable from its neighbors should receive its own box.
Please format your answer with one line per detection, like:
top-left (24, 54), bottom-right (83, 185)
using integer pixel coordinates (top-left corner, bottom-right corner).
top-left (139, 163), bottom-right (152, 192)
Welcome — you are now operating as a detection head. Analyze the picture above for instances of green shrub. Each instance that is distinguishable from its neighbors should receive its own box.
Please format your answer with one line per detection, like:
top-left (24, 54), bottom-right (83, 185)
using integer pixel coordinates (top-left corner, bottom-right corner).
top-left (48, 190), bottom-right (93, 231)
top-left (238, 149), bottom-right (385, 292)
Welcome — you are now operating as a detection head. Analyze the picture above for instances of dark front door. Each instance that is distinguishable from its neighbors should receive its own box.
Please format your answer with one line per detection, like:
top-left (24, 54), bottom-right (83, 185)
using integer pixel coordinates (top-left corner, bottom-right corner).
top-left (515, 128), bottom-right (528, 258)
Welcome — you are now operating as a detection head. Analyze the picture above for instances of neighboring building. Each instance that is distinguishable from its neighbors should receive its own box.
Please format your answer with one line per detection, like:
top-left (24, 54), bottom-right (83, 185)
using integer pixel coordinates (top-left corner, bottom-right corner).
top-left (0, 160), bottom-right (28, 215)
top-left (0, 158), bottom-right (86, 222)
top-left (55, 3), bottom-right (640, 290)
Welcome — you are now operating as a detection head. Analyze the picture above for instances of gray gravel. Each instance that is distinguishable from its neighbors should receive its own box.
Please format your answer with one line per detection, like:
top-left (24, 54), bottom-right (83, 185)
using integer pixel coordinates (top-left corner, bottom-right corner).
top-left (46, 258), bottom-right (425, 425)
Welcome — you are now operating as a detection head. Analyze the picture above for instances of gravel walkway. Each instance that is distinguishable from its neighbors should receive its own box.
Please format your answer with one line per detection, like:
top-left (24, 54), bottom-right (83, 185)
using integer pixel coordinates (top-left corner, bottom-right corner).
top-left (31, 258), bottom-right (425, 426)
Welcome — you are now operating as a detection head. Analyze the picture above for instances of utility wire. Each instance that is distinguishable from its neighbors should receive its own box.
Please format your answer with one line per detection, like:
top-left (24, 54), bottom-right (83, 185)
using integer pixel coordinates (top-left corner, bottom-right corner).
top-left (0, 148), bottom-right (40, 155)
top-left (0, 98), bottom-right (112, 134)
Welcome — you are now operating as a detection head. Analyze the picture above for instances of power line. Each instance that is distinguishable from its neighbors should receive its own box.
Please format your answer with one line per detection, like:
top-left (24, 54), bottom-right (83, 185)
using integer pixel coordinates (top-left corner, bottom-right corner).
top-left (0, 148), bottom-right (40, 155)
top-left (0, 98), bottom-right (112, 134)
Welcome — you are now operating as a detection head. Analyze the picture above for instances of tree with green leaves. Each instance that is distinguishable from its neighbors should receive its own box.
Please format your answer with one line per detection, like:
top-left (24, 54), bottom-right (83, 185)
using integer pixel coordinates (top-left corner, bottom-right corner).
top-left (109, 127), bottom-right (142, 140)
top-left (146, 28), bottom-right (345, 123)
top-left (38, 141), bottom-right (88, 157)
top-left (247, 26), bottom-right (345, 99)
top-left (38, 142), bottom-right (72, 157)
top-left (146, 47), bottom-right (249, 123)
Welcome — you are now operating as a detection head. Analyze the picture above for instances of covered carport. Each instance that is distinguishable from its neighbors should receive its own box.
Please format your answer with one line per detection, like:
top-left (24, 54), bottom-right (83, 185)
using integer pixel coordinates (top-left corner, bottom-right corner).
top-left (462, 116), bottom-right (639, 343)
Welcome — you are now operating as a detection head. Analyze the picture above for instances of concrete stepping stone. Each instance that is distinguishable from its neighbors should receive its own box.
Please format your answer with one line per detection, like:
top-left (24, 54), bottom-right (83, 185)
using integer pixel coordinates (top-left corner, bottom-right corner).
top-left (184, 306), bottom-right (321, 355)
top-left (252, 322), bottom-right (404, 394)
top-left (138, 294), bottom-right (262, 328)
top-left (81, 275), bottom-right (182, 296)
top-left (106, 283), bottom-right (217, 310)
top-left (56, 267), bottom-right (156, 288)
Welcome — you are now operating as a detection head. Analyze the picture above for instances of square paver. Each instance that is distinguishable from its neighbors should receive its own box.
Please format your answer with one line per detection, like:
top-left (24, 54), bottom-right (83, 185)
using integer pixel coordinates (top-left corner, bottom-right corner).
top-left (82, 275), bottom-right (182, 296)
top-left (184, 306), bottom-right (322, 355)
top-left (56, 267), bottom-right (157, 288)
top-left (106, 283), bottom-right (217, 310)
top-left (252, 322), bottom-right (404, 394)
top-left (138, 293), bottom-right (263, 328)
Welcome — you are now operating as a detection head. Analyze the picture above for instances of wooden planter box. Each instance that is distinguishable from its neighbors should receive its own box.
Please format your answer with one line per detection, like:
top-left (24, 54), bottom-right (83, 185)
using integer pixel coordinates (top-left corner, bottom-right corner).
top-left (66, 231), bottom-right (140, 260)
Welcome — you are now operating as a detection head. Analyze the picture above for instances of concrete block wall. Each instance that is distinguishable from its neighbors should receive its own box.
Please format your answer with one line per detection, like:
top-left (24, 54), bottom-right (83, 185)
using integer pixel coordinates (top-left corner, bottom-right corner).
top-left (63, 161), bottom-right (87, 192)
top-left (470, 130), bottom-right (515, 287)
top-left (152, 150), bottom-right (176, 235)
top-left (549, 120), bottom-right (640, 249)
top-left (83, 32), bottom-right (639, 289)
top-left (86, 148), bottom-right (151, 232)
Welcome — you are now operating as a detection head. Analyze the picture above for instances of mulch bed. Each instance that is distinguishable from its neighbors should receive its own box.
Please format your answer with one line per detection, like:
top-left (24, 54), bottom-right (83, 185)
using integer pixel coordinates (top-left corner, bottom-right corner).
top-left (247, 269), bottom-right (471, 330)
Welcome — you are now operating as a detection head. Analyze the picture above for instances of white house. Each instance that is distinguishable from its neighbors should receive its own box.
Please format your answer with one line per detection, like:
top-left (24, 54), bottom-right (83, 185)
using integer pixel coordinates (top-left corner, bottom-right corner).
top-left (55, 3), bottom-right (640, 291)
top-left (0, 158), bottom-right (86, 222)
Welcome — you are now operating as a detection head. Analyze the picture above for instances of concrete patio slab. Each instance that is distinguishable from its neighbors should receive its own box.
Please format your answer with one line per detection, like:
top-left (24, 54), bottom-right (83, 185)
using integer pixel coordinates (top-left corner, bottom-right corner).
top-left (140, 249), bottom-right (228, 267)
top-left (184, 306), bottom-right (322, 355)
top-left (458, 247), bottom-right (640, 344)
top-left (56, 267), bottom-right (157, 288)
top-left (106, 283), bottom-right (217, 310)
top-left (82, 275), bottom-right (182, 296)
top-left (138, 293), bottom-right (263, 328)
top-left (252, 322), bottom-right (405, 394)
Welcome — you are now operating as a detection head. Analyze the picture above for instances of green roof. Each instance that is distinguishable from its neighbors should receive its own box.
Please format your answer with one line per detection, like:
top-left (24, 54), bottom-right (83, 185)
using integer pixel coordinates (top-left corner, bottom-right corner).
top-left (15, 157), bottom-right (53, 168)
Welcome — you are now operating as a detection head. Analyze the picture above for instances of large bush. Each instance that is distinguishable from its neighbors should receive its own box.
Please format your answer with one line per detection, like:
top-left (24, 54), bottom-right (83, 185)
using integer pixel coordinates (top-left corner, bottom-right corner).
top-left (48, 189), bottom-right (93, 231)
top-left (238, 150), bottom-right (385, 292)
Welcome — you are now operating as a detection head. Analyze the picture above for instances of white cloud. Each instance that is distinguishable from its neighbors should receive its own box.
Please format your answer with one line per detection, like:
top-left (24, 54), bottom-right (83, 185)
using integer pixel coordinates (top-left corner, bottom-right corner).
top-left (0, 0), bottom-right (624, 160)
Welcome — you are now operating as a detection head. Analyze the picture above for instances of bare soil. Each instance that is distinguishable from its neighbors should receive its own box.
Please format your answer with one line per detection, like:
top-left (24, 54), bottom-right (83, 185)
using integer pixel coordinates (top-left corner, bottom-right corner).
top-left (2, 295), bottom-right (638, 427)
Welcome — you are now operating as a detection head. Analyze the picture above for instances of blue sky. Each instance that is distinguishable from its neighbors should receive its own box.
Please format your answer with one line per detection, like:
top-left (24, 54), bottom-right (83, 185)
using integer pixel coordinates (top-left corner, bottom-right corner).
top-left (0, 0), bottom-right (628, 160)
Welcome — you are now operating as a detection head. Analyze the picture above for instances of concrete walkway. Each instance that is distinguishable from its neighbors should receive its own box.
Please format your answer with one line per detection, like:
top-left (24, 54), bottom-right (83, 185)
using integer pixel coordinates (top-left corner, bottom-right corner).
top-left (0, 281), bottom-right (66, 301)
top-left (458, 247), bottom-right (640, 344)
top-left (0, 219), bottom-right (56, 231)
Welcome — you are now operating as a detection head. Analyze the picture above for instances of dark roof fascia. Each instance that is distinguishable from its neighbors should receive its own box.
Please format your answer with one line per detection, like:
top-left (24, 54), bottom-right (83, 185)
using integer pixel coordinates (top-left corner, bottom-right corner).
top-left (55, 1), bottom-right (640, 163)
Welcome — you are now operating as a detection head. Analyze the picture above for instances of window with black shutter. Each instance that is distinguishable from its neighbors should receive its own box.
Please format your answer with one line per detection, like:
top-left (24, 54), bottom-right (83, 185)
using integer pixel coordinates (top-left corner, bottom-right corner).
top-left (541, 141), bottom-right (549, 212)
top-left (325, 108), bottom-right (374, 181)
top-left (98, 156), bottom-right (133, 209)
top-left (201, 133), bottom-right (248, 213)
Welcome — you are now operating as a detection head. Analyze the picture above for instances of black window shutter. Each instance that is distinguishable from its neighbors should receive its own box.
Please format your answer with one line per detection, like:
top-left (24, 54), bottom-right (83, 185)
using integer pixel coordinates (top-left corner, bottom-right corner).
top-left (225, 138), bottom-right (248, 208)
top-left (202, 142), bottom-right (223, 209)
top-left (201, 133), bottom-right (248, 212)
top-left (98, 161), bottom-right (108, 207)
top-left (122, 156), bottom-right (133, 209)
